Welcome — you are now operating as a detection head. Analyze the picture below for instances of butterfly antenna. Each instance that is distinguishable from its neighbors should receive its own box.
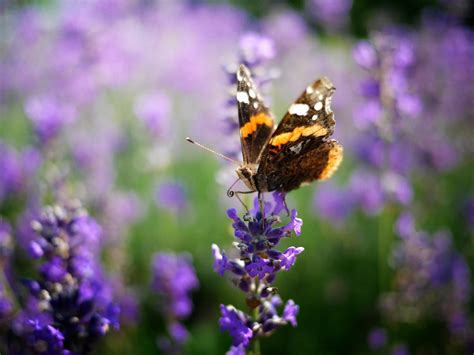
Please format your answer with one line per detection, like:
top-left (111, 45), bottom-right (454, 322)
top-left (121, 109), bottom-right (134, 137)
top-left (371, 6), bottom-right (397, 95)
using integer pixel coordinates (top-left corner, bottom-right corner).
top-left (186, 137), bottom-right (240, 165)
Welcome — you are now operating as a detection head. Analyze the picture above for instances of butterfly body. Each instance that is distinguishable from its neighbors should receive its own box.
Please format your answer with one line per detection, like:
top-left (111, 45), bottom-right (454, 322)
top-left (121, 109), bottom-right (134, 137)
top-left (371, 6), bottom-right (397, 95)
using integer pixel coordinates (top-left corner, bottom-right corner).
top-left (235, 64), bottom-right (343, 194)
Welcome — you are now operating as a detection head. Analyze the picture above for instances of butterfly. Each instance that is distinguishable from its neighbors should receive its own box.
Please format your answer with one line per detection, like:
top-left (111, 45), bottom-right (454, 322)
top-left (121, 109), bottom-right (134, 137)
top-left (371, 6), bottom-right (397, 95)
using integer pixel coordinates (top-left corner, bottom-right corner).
top-left (234, 64), bottom-right (343, 197)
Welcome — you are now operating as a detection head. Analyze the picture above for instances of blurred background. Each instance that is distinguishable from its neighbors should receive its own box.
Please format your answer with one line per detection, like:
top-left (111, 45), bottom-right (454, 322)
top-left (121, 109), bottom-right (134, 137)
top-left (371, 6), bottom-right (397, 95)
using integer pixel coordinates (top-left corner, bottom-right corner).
top-left (0, 0), bottom-right (473, 354)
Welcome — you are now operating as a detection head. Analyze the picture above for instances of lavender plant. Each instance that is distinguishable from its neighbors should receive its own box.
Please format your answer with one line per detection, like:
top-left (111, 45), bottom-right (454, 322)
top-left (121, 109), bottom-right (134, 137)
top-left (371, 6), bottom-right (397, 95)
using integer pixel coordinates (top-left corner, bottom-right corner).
top-left (3, 201), bottom-right (119, 354)
top-left (382, 213), bottom-right (473, 349)
top-left (151, 252), bottom-right (199, 354)
top-left (338, 21), bottom-right (473, 353)
top-left (212, 193), bottom-right (302, 354)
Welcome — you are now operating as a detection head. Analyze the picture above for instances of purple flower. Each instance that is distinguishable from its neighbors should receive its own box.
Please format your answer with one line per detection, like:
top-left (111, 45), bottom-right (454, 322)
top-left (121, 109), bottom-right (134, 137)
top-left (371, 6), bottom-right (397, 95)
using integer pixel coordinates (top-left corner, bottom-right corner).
top-left (238, 33), bottom-right (276, 67)
top-left (168, 321), bottom-right (189, 343)
top-left (382, 213), bottom-right (472, 345)
top-left (227, 344), bottom-right (246, 355)
top-left (0, 142), bottom-right (40, 203)
top-left (134, 91), bottom-right (171, 138)
top-left (308, 0), bottom-right (353, 31)
top-left (313, 183), bottom-right (356, 224)
top-left (0, 219), bottom-right (13, 259)
top-left (24, 95), bottom-right (76, 143)
top-left (212, 244), bottom-right (228, 276)
top-left (282, 300), bottom-right (299, 327)
top-left (151, 252), bottom-right (198, 352)
top-left (7, 202), bottom-right (119, 353)
top-left (219, 305), bottom-right (253, 347)
top-left (155, 181), bottom-right (188, 215)
top-left (368, 327), bottom-right (387, 350)
top-left (214, 193), bottom-right (302, 351)
top-left (353, 41), bottom-right (378, 69)
top-left (262, 11), bottom-right (308, 52)
top-left (151, 253), bottom-right (198, 318)
top-left (280, 247), bottom-right (305, 270)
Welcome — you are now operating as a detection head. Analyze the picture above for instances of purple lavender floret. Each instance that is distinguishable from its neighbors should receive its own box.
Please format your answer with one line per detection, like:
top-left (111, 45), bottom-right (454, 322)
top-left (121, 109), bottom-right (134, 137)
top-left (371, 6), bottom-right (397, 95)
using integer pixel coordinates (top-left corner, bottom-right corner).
top-left (219, 305), bottom-right (253, 347)
top-left (151, 252), bottom-right (198, 353)
top-left (213, 192), bottom-right (302, 351)
top-left (7, 202), bottom-right (119, 354)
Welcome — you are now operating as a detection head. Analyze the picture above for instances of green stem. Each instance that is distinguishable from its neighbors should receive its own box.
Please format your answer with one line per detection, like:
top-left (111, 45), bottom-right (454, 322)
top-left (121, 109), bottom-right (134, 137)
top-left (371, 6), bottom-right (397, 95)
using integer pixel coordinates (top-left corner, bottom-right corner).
top-left (252, 337), bottom-right (261, 355)
top-left (251, 280), bottom-right (261, 355)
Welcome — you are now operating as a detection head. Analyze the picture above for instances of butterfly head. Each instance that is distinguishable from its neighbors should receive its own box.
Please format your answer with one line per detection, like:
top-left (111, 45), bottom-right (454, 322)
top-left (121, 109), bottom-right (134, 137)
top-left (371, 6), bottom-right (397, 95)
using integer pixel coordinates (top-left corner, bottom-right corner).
top-left (236, 163), bottom-right (258, 191)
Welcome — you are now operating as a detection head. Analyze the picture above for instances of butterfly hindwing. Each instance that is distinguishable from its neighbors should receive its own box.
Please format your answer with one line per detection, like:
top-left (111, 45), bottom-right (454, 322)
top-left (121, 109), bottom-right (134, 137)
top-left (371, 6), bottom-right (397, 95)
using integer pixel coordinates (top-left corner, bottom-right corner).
top-left (256, 77), bottom-right (343, 192)
top-left (237, 65), bottom-right (274, 164)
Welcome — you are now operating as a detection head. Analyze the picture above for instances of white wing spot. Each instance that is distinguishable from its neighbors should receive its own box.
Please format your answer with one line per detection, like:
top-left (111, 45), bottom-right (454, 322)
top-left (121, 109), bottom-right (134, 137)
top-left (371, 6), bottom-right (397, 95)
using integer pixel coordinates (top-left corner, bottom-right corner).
top-left (306, 86), bottom-right (314, 94)
top-left (248, 88), bottom-right (256, 99)
top-left (289, 103), bottom-right (310, 116)
top-left (314, 102), bottom-right (323, 111)
top-left (253, 101), bottom-right (259, 108)
top-left (318, 94), bottom-right (324, 100)
top-left (312, 114), bottom-right (318, 121)
top-left (290, 142), bottom-right (303, 154)
top-left (237, 91), bottom-right (250, 104)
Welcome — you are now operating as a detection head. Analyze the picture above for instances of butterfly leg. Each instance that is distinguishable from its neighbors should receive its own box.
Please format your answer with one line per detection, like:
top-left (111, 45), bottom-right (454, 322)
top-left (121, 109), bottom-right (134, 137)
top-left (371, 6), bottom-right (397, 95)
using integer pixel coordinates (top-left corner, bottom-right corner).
top-left (228, 189), bottom-right (253, 214)
top-left (257, 191), bottom-right (265, 219)
top-left (282, 195), bottom-right (290, 216)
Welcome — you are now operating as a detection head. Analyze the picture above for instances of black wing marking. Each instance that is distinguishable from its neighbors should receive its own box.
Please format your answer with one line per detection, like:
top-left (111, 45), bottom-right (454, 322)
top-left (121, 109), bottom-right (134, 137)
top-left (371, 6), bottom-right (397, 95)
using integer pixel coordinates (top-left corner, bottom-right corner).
top-left (237, 64), bottom-right (274, 164)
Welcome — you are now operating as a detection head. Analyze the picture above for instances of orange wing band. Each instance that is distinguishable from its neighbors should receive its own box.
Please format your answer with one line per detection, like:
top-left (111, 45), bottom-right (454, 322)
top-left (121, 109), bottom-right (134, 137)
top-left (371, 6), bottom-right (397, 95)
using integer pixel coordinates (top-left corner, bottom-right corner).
top-left (240, 113), bottom-right (273, 139)
top-left (270, 124), bottom-right (328, 147)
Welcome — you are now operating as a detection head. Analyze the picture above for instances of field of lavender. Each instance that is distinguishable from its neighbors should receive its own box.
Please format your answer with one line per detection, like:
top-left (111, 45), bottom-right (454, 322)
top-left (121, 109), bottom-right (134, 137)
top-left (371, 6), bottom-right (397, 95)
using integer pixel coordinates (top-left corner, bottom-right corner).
top-left (0, 0), bottom-right (473, 354)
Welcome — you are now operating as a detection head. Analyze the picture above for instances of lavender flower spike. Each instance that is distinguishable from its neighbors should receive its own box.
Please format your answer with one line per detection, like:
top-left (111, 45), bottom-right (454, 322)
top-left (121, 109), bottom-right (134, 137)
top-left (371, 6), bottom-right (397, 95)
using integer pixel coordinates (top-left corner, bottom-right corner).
top-left (151, 252), bottom-right (199, 353)
top-left (7, 201), bottom-right (119, 354)
top-left (213, 192), bottom-right (303, 352)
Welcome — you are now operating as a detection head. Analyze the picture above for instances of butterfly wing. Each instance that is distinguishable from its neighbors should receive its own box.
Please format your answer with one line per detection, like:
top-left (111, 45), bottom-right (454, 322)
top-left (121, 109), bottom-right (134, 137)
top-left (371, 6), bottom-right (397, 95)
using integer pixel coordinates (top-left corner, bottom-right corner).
top-left (257, 77), bottom-right (343, 192)
top-left (236, 64), bottom-right (274, 164)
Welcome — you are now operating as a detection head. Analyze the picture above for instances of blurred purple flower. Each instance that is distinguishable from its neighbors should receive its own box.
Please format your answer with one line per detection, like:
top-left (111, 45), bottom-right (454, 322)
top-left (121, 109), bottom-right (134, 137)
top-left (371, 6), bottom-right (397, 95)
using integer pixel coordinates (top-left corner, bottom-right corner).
top-left (381, 213), bottom-right (472, 346)
top-left (0, 219), bottom-right (13, 259)
top-left (353, 41), bottom-right (378, 69)
top-left (262, 11), bottom-right (308, 52)
top-left (308, 0), bottom-right (353, 32)
top-left (239, 33), bottom-right (276, 67)
top-left (368, 327), bottom-right (387, 350)
top-left (134, 92), bottom-right (171, 138)
top-left (151, 252), bottom-right (198, 352)
top-left (0, 142), bottom-right (40, 204)
top-left (349, 170), bottom-right (385, 215)
top-left (155, 181), bottom-right (188, 216)
top-left (24, 96), bottom-right (77, 144)
top-left (313, 183), bottom-right (356, 223)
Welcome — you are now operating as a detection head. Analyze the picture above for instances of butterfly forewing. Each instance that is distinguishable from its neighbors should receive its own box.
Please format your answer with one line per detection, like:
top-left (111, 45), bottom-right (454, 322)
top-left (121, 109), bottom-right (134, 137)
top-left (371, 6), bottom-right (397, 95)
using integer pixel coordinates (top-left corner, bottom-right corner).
top-left (236, 65), bottom-right (274, 164)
